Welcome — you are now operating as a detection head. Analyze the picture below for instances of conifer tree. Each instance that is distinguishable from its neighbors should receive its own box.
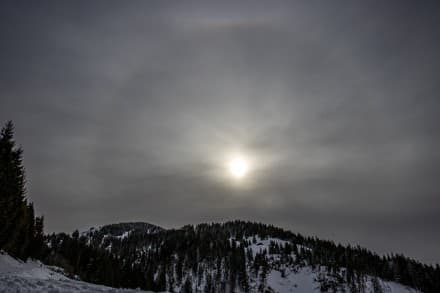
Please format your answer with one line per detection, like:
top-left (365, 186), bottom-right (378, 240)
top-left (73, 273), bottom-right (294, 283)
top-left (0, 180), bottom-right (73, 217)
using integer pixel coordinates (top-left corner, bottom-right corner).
top-left (182, 277), bottom-right (193, 293)
top-left (0, 121), bottom-right (27, 258)
top-left (0, 121), bottom-right (44, 260)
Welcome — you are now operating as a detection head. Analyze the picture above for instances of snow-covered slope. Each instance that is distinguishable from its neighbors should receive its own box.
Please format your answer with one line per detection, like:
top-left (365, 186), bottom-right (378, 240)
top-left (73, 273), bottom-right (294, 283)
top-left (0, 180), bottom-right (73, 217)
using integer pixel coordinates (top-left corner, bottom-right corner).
top-left (233, 236), bottom-right (418, 293)
top-left (0, 252), bottom-right (150, 293)
top-left (266, 264), bottom-right (418, 293)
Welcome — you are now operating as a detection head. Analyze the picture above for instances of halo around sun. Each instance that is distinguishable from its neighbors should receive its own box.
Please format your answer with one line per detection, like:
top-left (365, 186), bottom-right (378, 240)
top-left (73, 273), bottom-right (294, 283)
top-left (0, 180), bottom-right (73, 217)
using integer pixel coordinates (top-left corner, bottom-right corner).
top-left (228, 155), bottom-right (249, 179)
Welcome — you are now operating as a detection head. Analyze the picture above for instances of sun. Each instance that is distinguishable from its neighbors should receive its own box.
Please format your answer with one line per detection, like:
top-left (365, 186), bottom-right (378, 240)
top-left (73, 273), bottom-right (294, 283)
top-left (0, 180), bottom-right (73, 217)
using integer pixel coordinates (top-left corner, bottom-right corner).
top-left (228, 156), bottom-right (249, 179)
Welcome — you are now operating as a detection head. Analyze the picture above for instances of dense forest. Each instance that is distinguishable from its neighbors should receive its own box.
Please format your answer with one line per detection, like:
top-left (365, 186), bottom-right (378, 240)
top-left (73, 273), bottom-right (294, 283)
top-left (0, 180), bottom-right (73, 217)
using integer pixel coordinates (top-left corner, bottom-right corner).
top-left (43, 221), bottom-right (440, 292)
top-left (1, 120), bottom-right (440, 292)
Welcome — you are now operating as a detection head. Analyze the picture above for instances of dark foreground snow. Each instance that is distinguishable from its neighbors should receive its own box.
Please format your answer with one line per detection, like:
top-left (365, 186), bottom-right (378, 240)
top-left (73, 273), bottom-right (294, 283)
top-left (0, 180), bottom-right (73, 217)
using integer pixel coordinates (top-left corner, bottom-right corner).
top-left (0, 252), bottom-right (150, 293)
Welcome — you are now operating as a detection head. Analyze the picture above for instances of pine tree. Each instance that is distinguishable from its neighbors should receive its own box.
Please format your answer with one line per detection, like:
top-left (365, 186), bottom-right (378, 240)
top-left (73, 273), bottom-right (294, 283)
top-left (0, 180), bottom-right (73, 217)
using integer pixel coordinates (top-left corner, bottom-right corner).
top-left (33, 216), bottom-right (45, 258)
top-left (156, 265), bottom-right (167, 291)
top-left (0, 121), bottom-right (27, 258)
top-left (0, 121), bottom-right (44, 260)
top-left (372, 276), bottom-right (383, 293)
top-left (21, 202), bottom-right (36, 257)
top-left (182, 277), bottom-right (193, 293)
top-left (204, 273), bottom-right (213, 293)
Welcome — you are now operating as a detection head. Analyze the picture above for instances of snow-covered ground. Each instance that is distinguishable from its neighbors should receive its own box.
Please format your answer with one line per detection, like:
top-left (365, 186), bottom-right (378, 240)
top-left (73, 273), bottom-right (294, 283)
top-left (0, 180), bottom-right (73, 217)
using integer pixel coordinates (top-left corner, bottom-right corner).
top-left (266, 266), bottom-right (418, 293)
top-left (246, 236), bottom-right (290, 258)
top-left (0, 252), bottom-right (150, 293)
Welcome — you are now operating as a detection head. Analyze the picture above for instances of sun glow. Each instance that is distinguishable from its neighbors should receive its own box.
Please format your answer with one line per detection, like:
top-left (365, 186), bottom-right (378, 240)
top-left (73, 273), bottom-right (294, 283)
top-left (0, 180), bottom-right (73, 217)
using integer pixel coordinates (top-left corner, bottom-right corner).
top-left (228, 156), bottom-right (249, 179)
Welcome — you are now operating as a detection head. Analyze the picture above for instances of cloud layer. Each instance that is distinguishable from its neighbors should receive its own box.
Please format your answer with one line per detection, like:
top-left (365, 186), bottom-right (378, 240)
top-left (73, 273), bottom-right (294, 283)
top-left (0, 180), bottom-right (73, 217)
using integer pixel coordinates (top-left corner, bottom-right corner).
top-left (1, 1), bottom-right (440, 263)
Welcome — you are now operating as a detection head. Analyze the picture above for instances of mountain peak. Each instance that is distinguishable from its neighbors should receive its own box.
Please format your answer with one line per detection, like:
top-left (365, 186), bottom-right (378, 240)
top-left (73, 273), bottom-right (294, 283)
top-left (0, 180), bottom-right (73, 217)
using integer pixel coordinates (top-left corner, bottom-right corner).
top-left (79, 222), bottom-right (163, 246)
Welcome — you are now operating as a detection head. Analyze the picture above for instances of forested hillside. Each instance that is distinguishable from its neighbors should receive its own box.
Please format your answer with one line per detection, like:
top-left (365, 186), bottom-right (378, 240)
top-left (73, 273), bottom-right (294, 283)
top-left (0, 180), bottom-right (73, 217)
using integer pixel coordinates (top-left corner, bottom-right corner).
top-left (44, 221), bottom-right (440, 292)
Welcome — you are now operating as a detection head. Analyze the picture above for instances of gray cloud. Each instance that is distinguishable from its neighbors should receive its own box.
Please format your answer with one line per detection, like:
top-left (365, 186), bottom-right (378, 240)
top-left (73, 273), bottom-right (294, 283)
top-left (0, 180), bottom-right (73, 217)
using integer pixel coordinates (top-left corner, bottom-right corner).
top-left (1, 1), bottom-right (440, 264)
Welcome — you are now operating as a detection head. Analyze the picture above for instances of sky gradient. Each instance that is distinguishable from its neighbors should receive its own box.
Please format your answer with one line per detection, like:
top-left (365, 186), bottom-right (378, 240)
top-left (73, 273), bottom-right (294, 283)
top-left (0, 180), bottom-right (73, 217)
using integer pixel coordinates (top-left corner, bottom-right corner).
top-left (1, 1), bottom-right (440, 264)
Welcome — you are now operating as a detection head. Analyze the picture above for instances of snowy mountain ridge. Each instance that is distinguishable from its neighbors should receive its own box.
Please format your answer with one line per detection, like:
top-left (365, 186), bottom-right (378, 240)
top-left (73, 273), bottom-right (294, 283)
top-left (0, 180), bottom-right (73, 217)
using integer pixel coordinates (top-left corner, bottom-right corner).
top-left (80, 222), bottom-right (163, 239)
top-left (41, 221), bottom-right (431, 292)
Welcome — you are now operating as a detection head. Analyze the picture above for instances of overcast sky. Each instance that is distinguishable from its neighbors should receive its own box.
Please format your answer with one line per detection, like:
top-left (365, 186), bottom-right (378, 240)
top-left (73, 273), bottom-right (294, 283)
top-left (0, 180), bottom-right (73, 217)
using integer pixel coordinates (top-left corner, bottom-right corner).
top-left (1, 1), bottom-right (440, 264)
